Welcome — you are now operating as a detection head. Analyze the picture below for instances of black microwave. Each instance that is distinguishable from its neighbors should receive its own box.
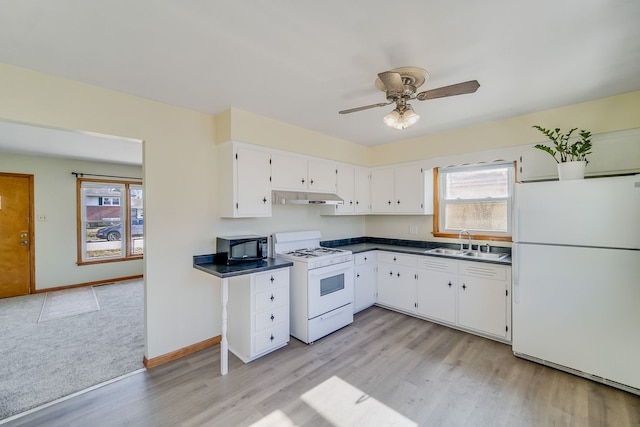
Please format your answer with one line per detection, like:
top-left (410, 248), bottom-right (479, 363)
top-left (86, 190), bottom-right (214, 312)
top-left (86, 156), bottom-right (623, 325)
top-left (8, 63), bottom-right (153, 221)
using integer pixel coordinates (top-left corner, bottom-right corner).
top-left (215, 235), bottom-right (268, 265)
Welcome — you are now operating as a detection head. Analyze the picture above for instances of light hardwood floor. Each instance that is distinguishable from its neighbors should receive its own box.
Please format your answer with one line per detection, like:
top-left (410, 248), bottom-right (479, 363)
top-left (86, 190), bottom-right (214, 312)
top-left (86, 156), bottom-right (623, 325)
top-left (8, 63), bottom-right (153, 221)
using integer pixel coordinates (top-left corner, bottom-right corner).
top-left (7, 306), bottom-right (640, 426)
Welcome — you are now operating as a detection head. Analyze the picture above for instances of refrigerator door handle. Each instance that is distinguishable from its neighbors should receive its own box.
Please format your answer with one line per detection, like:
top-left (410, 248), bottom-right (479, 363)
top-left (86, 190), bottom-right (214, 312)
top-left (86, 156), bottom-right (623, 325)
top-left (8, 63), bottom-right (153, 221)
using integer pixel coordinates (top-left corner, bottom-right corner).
top-left (512, 245), bottom-right (520, 304)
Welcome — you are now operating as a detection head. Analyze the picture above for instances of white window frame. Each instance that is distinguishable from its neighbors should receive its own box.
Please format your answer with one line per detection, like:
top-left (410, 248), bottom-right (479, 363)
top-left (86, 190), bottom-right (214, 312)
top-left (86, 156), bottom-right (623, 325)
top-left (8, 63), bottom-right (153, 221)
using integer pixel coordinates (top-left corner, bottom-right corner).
top-left (434, 162), bottom-right (515, 241)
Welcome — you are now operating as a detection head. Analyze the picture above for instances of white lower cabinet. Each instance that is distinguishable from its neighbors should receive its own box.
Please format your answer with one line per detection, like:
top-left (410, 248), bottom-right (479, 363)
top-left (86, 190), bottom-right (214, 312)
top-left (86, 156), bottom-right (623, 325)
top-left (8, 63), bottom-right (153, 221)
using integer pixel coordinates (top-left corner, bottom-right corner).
top-left (417, 257), bottom-right (457, 325)
top-left (373, 251), bottom-right (512, 343)
top-left (227, 268), bottom-right (290, 363)
top-left (376, 252), bottom-right (418, 314)
top-left (353, 252), bottom-right (377, 313)
top-left (458, 261), bottom-right (511, 341)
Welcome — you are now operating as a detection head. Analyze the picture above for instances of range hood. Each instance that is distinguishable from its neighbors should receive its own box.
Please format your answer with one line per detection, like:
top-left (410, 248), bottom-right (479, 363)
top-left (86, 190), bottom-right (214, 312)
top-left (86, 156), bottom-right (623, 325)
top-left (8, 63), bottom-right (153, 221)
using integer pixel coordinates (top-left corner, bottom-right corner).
top-left (272, 190), bottom-right (344, 205)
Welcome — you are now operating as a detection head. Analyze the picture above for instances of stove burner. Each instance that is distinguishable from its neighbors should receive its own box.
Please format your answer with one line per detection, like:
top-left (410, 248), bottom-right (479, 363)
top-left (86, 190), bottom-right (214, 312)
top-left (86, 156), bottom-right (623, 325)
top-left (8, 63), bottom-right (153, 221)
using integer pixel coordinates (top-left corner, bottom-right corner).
top-left (284, 247), bottom-right (347, 258)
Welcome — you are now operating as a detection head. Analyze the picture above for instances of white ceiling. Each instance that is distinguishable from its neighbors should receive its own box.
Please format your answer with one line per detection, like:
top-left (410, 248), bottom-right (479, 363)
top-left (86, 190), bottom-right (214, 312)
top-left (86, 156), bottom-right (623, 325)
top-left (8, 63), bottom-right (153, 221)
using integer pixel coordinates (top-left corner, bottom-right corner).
top-left (0, 0), bottom-right (639, 163)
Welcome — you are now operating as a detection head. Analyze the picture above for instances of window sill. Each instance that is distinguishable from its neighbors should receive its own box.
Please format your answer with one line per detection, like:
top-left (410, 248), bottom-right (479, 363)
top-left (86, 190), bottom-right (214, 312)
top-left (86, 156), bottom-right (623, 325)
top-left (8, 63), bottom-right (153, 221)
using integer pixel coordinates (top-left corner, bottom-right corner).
top-left (78, 255), bottom-right (143, 266)
top-left (432, 232), bottom-right (512, 243)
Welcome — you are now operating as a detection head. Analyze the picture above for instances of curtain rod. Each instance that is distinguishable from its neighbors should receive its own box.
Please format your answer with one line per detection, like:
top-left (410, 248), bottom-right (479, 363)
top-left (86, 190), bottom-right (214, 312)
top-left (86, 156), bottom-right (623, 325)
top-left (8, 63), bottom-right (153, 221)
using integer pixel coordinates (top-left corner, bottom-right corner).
top-left (71, 172), bottom-right (142, 180)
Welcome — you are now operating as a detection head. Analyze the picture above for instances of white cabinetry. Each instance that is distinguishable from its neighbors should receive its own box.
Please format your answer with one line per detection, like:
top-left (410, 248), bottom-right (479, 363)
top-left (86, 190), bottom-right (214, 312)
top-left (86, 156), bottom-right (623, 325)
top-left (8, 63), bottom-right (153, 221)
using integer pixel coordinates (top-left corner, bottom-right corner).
top-left (354, 166), bottom-right (371, 213)
top-left (218, 142), bottom-right (272, 218)
top-left (417, 257), bottom-right (457, 325)
top-left (227, 268), bottom-right (290, 363)
top-left (518, 128), bottom-right (640, 182)
top-left (354, 252), bottom-right (377, 313)
top-left (458, 261), bottom-right (511, 341)
top-left (370, 164), bottom-right (433, 214)
top-left (271, 152), bottom-right (336, 193)
top-left (376, 252), bottom-right (417, 313)
top-left (322, 165), bottom-right (371, 215)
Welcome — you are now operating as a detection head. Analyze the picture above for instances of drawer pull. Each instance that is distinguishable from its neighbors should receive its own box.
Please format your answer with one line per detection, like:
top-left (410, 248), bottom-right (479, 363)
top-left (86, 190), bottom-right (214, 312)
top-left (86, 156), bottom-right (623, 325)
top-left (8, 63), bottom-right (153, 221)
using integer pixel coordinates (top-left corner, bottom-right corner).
top-left (270, 314), bottom-right (275, 321)
top-left (270, 275), bottom-right (275, 283)
top-left (270, 294), bottom-right (275, 302)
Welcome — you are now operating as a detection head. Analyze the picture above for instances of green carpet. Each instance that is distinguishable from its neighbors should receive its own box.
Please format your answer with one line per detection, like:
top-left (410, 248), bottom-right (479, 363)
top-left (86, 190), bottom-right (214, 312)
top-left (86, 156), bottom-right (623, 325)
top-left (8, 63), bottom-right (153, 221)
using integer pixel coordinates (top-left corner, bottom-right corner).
top-left (0, 280), bottom-right (144, 420)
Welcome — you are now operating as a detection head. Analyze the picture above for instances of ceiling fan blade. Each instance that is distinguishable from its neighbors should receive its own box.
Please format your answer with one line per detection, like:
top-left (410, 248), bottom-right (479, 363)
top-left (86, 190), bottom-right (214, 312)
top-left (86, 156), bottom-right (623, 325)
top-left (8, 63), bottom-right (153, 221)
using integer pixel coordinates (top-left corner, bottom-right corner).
top-left (416, 80), bottom-right (480, 101)
top-left (377, 71), bottom-right (405, 93)
top-left (339, 101), bottom-right (392, 114)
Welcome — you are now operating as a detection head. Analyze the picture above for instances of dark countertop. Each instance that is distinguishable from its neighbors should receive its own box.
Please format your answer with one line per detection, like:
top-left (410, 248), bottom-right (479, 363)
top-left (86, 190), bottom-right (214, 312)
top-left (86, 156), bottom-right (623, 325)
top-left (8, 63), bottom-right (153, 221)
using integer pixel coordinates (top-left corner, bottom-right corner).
top-left (193, 254), bottom-right (293, 278)
top-left (322, 237), bottom-right (512, 266)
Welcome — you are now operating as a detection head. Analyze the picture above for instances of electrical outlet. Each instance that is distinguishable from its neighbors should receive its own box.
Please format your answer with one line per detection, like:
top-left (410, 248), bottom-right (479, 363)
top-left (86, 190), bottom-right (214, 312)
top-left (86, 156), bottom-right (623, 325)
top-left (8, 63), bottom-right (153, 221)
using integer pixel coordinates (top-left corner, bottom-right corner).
top-left (409, 225), bottom-right (418, 235)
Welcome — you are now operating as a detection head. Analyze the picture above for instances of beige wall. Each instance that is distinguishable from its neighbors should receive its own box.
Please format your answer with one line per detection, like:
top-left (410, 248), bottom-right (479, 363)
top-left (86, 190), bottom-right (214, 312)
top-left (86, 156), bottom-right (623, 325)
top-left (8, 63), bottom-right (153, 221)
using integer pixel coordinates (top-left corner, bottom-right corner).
top-left (1, 61), bottom-right (638, 360)
top-left (0, 153), bottom-right (144, 289)
top-left (370, 91), bottom-right (640, 166)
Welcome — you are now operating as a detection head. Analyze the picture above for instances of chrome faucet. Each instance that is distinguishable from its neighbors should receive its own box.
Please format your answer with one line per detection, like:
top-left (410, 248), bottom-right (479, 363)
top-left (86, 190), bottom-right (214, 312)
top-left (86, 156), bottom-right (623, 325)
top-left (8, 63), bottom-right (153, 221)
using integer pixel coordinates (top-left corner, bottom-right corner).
top-left (458, 229), bottom-right (472, 251)
top-left (482, 243), bottom-right (491, 253)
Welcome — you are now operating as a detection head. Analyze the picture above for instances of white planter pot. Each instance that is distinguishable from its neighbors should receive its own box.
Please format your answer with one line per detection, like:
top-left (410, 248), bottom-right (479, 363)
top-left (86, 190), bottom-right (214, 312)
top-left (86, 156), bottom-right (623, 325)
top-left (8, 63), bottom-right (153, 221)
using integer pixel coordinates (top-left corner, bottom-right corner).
top-left (557, 161), bottom-right (586, 180)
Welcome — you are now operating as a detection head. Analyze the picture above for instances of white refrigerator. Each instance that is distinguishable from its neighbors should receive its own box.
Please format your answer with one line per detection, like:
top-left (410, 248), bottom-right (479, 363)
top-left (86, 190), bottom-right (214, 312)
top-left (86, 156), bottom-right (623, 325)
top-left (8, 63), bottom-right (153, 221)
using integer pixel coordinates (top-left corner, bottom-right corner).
top-left (512, 174), bottom-right (640, 394)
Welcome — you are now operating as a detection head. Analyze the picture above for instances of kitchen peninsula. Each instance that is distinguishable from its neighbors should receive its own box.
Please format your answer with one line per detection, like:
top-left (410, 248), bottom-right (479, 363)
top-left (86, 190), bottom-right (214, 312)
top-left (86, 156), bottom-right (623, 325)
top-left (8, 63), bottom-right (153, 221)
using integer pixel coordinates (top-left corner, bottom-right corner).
top-left (193, 255), bottom-right (293, 375)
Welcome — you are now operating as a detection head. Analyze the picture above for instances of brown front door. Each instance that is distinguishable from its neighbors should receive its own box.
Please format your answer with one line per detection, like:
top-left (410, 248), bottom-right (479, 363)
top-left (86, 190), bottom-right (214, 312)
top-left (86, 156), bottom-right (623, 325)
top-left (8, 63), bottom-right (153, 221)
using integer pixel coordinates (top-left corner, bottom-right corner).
top-left (0, 173), bottom-right (33, 298)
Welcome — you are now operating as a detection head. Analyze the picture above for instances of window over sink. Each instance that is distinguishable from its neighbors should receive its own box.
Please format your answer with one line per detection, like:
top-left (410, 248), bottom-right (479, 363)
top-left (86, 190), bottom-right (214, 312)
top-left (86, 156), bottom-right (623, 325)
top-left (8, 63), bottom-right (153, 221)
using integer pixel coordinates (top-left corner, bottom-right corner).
top-left (433, 162), bottom-right (514, 242)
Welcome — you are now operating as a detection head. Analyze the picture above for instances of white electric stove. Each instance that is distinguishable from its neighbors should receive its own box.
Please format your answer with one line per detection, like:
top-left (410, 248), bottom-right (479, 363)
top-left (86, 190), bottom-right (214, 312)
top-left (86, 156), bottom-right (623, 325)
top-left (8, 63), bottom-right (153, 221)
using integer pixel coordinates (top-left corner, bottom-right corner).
top-left (273, 231), bottom-right (354, 343)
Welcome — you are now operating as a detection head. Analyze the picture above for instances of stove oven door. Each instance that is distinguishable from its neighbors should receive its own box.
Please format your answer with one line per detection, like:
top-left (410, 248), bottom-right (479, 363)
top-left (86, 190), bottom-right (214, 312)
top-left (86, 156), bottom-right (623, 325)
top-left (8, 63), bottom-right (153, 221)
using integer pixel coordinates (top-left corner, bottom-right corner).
top-left (307, 262), bottom-right (354, 319)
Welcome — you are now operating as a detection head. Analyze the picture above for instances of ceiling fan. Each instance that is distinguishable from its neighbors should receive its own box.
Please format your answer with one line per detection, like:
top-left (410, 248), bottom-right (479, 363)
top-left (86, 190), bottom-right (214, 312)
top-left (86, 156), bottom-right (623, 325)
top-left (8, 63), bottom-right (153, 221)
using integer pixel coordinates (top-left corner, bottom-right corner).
top-left (339, 67), bottom-right (480, 129)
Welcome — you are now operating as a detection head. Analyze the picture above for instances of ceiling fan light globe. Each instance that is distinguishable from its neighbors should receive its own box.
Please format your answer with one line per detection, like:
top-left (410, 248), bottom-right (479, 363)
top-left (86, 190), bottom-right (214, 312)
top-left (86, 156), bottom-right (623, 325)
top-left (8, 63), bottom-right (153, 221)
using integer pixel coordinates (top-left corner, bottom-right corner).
top-left (383, 109), bottom-right (401, 127)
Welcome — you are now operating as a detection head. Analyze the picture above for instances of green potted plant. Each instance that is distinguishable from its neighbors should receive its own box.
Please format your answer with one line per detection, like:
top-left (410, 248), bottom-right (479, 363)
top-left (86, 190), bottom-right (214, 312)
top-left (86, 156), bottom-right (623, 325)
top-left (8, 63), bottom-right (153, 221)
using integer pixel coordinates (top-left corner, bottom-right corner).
top-left (532, 125), bottom-right (593, 180)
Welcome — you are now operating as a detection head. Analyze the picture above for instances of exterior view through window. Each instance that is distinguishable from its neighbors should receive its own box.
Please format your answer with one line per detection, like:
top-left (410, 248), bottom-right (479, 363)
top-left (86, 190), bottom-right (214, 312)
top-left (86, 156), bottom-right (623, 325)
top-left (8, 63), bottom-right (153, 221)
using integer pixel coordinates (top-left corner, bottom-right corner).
top-left (435, 162), bottom-right (514, 240)
top-left (77, 178), bottom-right (143, 263)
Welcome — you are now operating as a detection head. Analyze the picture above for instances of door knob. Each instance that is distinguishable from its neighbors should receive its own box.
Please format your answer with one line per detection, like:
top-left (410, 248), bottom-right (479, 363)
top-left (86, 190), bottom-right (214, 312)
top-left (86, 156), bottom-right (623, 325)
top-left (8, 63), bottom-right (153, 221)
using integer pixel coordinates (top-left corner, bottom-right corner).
top-left (20, 233), bottom-right (28, 238)
top-left (20, 241), bottom-right (28, 246)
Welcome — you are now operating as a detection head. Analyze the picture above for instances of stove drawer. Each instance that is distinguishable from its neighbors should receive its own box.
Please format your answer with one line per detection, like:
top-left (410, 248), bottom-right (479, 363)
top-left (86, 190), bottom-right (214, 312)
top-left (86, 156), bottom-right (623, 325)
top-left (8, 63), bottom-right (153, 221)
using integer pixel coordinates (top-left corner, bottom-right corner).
top-left (308, 303), bottom-right (353, 343)
top-left (254, 321), bottom-right (289, 355)
top-left (255, 286), bottom-right (288, 312)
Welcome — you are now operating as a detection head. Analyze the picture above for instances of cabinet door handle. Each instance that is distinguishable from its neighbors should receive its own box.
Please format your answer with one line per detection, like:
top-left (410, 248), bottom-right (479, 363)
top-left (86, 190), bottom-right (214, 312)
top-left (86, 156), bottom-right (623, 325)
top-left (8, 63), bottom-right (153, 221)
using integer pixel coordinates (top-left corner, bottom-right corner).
top-left (389, 271), bottom-right (393, 276)
top-left (397, 200), bottom-right (400, 205)
top-left (263, 197), bottom-right (267, 203)
top-left (350, 200), bottom-right (353, 205)
top-left (270, 314), bottom-right (275, 321)
top-left (462, 284), bottom-right (467, 290)
top-left (356, 201), bottom-right (360, 205)
top-left (270, 276), bottom-right (275, 283)
top-left (310, 178), bottom-right (314, 185)
top-left (393, 256), bottom-right (397, 261)
top-left (364, 256), bottom-right (367, 261)
top-left (448, 281), bottom-right (452, 288)
top-left (270, 294), bottom-right (275, 301)
top-left (397, 272), bottom-right (400, 278)
top-left (270, 334), bottom-right (275, 342)
top-left (301, 178), bottom-right (305, 184)
top-left (387, 200), bottom-right (392, 205)
top-left (356, 273), bottom-right (360, 278)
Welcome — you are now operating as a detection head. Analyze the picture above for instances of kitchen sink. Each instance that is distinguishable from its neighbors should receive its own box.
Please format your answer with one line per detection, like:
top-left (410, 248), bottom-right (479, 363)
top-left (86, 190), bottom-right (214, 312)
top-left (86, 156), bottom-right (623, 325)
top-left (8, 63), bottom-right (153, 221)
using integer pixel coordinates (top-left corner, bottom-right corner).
top-left (425, 248), bottom-right (467, 256)
top-left (462, 251), bottom-right (509, 260)
top-left (426, 247), bottom-right (509, 260)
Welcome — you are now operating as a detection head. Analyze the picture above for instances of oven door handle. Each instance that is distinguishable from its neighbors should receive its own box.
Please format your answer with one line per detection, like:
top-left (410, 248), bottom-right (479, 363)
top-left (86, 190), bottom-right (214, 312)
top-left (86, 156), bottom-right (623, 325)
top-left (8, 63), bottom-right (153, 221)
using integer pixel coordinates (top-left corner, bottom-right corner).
top-left (308, 262), bottom-right (352, 279)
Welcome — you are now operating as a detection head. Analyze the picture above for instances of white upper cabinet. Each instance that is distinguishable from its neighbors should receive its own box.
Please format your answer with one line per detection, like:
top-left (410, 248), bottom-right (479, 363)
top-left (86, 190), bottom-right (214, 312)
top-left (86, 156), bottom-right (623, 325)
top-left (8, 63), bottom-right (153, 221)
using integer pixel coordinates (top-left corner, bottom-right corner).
top-left (370, 163), bottom-right (434, 215)
top-left (519, 128), bottom-right (640, 182)
top-left (218, 142), bottom-right (272, 218)
top-left (322, 164), bottom-right (371, 216)
top-left (354, 166), bottom-right (371, 214)
top-left (307, 158), bottom-right (337, 193)
top-left (271, 153), bottom-right (337, 193)
top-left (335, 165), bottom-right (355, 214)
top-left (370, 167), bottom-right (395, 213)
top-left (271, 152), bottom-right (308, 190)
